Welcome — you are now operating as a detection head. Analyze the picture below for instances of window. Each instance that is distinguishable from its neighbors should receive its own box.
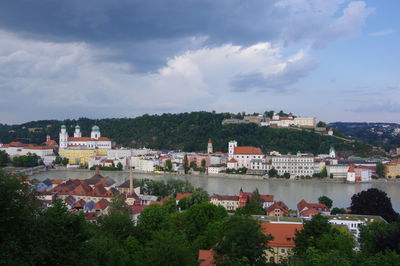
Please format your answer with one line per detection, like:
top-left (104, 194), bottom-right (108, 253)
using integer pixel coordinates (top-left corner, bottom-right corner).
top-left (281, 248), bottom-right (286, 254)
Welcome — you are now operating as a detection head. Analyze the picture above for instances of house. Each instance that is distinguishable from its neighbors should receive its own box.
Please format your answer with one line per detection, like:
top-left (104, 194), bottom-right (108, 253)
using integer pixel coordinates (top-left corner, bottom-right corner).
top-left (210, 194), bottom-right (240, 211)
top-left (385, 158), bottom-right (400, 178)
top-left (116, 179), bottom-right (141, 195)
top-left (347, 165), bottom-right (372, 182)
top-left (266, 201), bottom-right (289, 217)
top-left (131, 204), bottom-right (149, 225)
top-left (94, 198), bottom-right (110, 215)
top-left (239, 189), bottom-right (274, 208)
top-left (261, 222), bottom-right (304, 264)
top-left (227, 158), bottom-right (238, 169)
top-left (198, 250), bottom-right (215, 266)
top-left (207, 164), bottom-right (227, 174)
top-left (297, 199), bottom-right (330, 217)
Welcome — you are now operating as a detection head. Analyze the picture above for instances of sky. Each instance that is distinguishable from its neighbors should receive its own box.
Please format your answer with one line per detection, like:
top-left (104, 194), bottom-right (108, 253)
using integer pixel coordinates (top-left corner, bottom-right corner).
top-left (0, 0), bottom-right (399, 124)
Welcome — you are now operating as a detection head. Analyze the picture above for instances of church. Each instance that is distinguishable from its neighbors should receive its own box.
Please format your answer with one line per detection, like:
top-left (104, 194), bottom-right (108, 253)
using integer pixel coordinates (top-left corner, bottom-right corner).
top-left (59, 125), bottom-right (112, 150)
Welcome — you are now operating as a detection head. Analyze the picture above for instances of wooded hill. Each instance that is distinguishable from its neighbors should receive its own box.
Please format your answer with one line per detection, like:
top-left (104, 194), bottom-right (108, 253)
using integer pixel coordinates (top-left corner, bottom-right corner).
top-left (0, 112), bottom-right (375, 157)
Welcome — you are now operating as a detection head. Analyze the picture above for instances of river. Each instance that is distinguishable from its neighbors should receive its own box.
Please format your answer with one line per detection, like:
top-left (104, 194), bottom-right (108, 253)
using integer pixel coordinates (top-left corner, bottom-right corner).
top-left (32, 169), bottom-right (400, 212)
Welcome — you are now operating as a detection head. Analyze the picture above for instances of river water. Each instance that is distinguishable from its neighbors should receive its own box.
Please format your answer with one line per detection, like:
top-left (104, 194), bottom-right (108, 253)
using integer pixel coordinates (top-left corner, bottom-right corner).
top-left (32, 170), bottom-right (400, 212)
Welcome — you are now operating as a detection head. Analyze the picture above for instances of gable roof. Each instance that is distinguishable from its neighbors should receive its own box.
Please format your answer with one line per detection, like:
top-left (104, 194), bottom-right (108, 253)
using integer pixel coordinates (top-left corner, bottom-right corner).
top-left (198, 250), bottom-right (215, 266)
top-left (261, 223), bottom-right (303, 248)
top-left (210, 194), bottom-right (239, 201)
top-left (94, 198), bottom-right (110, 210)
top-left (176, 193), bottom-right (192, 201)
top-left (234, 146), bottom-right (263, 154)
top-left (266, 201), bottom-right (289, 213)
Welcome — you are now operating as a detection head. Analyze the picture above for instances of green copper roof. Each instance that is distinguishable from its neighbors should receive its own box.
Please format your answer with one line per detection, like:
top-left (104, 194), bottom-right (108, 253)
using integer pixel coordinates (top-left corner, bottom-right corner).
top-left (75, 125), bottom-right (80, 129)
top-left (92, 125), bottom-right (100, 131)
top-left (61, 125), bottom-right (66, 129)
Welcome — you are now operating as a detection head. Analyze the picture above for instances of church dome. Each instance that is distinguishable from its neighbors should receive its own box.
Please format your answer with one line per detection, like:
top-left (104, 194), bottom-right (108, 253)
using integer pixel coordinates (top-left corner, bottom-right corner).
top-left (61, 125), bottom-right (66, 129)
top-left (75, 125), bottom-right (80, 129)
top-left (92, 125), bottom-right (100, 132)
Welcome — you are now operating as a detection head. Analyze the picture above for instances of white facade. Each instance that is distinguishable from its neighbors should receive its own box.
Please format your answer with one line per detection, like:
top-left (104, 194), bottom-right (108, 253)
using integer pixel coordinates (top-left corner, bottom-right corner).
top-left (271, 155), bottom-right (314, 177)
top-left (293, 117), bottom-right (316, 127)
top-left (136, 159), bottom-right (155, 172)
top-left (228, 140), bottom-right (237, 159)
top-left (59, 125), bottom-right (112, 150)
top-left (326, 164), bottom-right (349, 179)
top-left (208, 164), bottom-right (226, 174)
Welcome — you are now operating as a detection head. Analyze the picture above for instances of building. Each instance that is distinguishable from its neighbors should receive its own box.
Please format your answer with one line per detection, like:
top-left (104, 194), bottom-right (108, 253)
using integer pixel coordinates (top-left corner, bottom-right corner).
top-left (297, 199), bottom-right (330, 218)
top-left (347, 165), bottom-right (373, 182)
top-left (228, 141), bottom-right (264, 169)
top-left (0, 141), bottom-right (55, 160)
top-left (261, 222), bottom-right (304, 264)
top-left (207, 139), bottom-right (213, 154)
top-left (210, 194), bottom-right (240, 211)
top-left (293, 117), bottom-right (316, 128)
top-left (266, 201), bottom-right (289, 217)
top-left (326, 164), bottom-right (349, 179)
top-left (59, 125), bottom-right (112, 150)
top-left (59, 148), bottom-right (108, 166)
top-left (238, 189), bottom-right (274, 209)
top-left (207, 164), bottom-right (226, 174)
top-left (271, 155), bottom-right (314, 177)
top-left (385, 158), bottom-right (400, 178)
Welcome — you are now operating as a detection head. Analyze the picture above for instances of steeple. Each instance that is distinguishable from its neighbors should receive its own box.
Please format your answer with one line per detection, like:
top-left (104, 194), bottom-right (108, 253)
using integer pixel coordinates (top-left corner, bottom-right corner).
top-left (207, 138), bottom-right (213, 154)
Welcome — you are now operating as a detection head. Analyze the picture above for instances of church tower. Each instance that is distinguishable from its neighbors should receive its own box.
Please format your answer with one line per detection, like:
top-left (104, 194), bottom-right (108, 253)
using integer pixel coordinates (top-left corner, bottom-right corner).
top-left (228, 140), bottom-right (237, 158)
top-left (329, 146), bottom-right (336, 158)
top-left (207, 138), bottom-right (213, 154)
top-left (74, 125), bottom-right (82, 138)
top-left (91, 125), bottom-right (101, 139)
top-left (59, 125), bottom-right (69, 149)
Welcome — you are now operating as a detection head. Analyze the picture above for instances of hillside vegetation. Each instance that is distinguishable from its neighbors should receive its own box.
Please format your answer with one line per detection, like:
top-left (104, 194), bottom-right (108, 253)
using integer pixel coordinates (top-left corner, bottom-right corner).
top-left (0, 112), bottom-right (374, 156)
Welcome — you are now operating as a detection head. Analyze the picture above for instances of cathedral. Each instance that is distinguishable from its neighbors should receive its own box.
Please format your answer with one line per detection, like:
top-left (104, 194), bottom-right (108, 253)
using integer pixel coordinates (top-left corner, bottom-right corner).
top-left (59, 125), bottom-right (112, 149)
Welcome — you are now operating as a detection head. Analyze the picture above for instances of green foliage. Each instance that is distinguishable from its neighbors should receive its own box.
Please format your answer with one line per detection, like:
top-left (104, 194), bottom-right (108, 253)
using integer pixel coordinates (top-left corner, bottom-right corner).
top-left (330, 207), bottom-right (346, 215)
top-left (137, 205), bottom-right (171, 240)
top-left (141, 230), bottom-right (197, 266)
top-left (117, 162), bottom-right (123, 170)
top-left (165, 160), bottom-right (173, 171)
top-left (12, 152), bottom-right (42, 167)
top-left (350, 188), bottom-right (399, 223)
top-left (268, 167), bottom-right (278, 177)
top-left (318, 195), bottom-right (333, 208)
top-left (213, 215), bottom-right (271, 265)
top-left (183, 154), bottom-right (189, 174)
top-left (0, 150), bottom-right (9, 166)
top-left (136, 178), bottom-right (194, 198)
top-left (320, 166), bottom-right (327, 177)
top-left (376, 162), bottom-right (386, 178)
top-left (201, 159), bottom-right (206, 168)
top-left (317, 121), bottom-right (327, 127)
top-left (283, 172), bottom-right (291, 179)
top-left (236, 189), bottom-right (265, 215)
top-left (89, 164), bottom-right (122, 171)
top-left (53, 156), bottom-right (68, 165)
top-left (187, 188), bottom-right (209, 206)
top-left (359, 221), bottom-right (400, 255)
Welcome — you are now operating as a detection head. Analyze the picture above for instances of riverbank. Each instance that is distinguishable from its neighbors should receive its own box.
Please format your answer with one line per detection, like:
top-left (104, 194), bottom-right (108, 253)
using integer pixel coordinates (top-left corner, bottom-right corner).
top-left (45, 168), bottom-right (399, 184)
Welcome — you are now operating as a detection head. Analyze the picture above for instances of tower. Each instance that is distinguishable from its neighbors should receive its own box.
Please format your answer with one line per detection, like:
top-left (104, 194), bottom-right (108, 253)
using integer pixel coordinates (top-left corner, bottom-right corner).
top-left (207, 138), bottom-right (213, 154)
top-left (74, 125), bottom-right (82, 138)
top-left (46, 134), bottom-right (50, 142)
top-left (228, 140), bottom-right (237, 158)
top-left (91, 125), bottom-right (101, 139)
top-left (329, 146), bottom-right (336, 158)
top-left (59, 125), bottom-right (69, 149)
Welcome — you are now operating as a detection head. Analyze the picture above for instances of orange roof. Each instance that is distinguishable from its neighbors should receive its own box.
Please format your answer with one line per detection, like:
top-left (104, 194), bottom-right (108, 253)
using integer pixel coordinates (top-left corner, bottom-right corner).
top-left (266, 201), bottom-right (289, 213)
top-left (260, 195), bottom-right (274, 202)
top-left (348, 165), bottom-right (355, 173)
top-left (228, 158), bottom-right (237, 163)
top-left (234, 146), bottom-right (263, 154)
top-left (176, 193), bottom-right (192, 200)
top-left (301, 208), bottom-right (320, 217)
top-left (149, 201), bottom-right (163, 205)
top-left (198, 250), bottom-right (215, 266)
top-left (261, 223), bottom-right (303, 248)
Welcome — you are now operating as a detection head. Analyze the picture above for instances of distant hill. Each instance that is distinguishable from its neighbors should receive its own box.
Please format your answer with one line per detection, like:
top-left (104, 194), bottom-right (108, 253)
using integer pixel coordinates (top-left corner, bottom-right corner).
top-left (329, 122), bottom-right (400, 152)
top-left (0, 112), bottom-right (378, 157)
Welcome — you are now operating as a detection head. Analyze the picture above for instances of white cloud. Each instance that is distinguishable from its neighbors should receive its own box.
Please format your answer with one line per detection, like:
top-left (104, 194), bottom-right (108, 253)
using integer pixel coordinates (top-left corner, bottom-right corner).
top-left (0, 31), bottom-right (314, 123)
top-left (369, 29), bottom-right (396, 37)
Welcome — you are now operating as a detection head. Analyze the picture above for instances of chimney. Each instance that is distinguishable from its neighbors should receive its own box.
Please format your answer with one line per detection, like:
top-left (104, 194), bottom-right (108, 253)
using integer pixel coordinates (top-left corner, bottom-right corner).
top-left (95, 166), bottom-right (100, 176)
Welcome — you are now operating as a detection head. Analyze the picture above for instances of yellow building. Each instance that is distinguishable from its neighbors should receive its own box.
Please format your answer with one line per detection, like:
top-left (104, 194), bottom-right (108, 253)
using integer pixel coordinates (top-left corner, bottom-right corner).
top-left (60, 148), bottom-right (108, 166)
top-left (385, 159), bottom-right (400, 178)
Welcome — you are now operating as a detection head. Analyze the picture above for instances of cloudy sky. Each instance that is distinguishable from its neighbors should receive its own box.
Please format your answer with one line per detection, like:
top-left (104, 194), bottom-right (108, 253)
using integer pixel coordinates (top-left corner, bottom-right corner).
top-left (0, 0), bottom-right (399, 124)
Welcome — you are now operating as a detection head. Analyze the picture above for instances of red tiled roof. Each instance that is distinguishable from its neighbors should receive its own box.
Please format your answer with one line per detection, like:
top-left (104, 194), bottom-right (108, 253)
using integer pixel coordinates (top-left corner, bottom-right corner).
top-left (261, 223), bottom-right (303, 248)
top-left (266, 201), bottom-right (289, 213)
top-left (348, 165), bottom-right (355, 173)
top-left (228, 158), bottom-right (237, 163)
top-left (301, 208), bottom-right (320, 217)
top-left (94, 199), bottom-right (110, 210)
top-left (176, 193), bottom-right (192, 201)
top-left (74, 199), bottom-right (86, 208)
top-left (84, 212), bottom-right (98, 221)
top-left (198, 250), bottom-right (215, 266)
top-left (234, 146), bottom-right (263, 154)
top-left (211, 194), bottom-right (239, 201)
top-left (260, 195), bottom-right (274, 202)
top-left (149, 201), bottom-right (163, 205)
top-left (131, 204), bottom-right (149, 214)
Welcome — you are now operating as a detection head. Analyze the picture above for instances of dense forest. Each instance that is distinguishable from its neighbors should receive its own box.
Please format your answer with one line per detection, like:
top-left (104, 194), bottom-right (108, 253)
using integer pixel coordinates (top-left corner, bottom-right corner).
top-left (0, 112), bottom-right (375, 157)
top-left (330, 122), bottom-right (400, 152)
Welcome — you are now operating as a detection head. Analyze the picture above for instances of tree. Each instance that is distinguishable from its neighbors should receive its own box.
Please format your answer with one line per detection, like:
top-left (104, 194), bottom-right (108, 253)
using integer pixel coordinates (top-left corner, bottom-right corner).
top-left (318, 195), bottom-right (333, 209)
top-left (165, 160), bottom-right (173, 171)
top-left (182, 202), bottom-right (227, 242)
top-left (183, 154), bottom-right (189, 174)
top-left (0, 150), bottom-right (9, 166)
top-left (213, 215), bottom-right (271, 265)
top-left (188, 188), bottom-right (209, 206)
top-left (109, 194), bottom-right (130, 215)
top-left (376, 162), bottom-right (386, 178)
top-left (331, 207), bottom-right (346, 215)
top-left (317, 121), bottom-right (327, 127)
top-left (236, 189), bottom-right (264, 215)
top-left (283, 172), bottom-right (291, 179)
top-left (117, 162), bottom-right (123, 170)
top-left (320, 166), bottom-right (328, 178)
top-left (359, 221), bottom-right (400, 255)
top-left (137, 205), bottom-right (171, 240)
top-left (189, 161), bottom-right (197, 169)
top-left (350, 188), bottom-right (399, 223)
top-left (141, 230), bottom-right (197, 266)
top-left (268, 168), bottom-right (278, 177)
top-left (201, 159), bottom-right (206, 169)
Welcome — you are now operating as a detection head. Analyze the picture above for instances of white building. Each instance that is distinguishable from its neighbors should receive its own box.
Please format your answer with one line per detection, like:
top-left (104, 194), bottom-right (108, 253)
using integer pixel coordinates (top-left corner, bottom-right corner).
top-left (293, 117), bottom-right (316, 128)
top-left (59, 125), bottom-right (112, 150)
top-left (208, 164), bottom-right (226, 174)
top-left (326, 164), bottom-right (349, 179)
top-left (271, 155), bottom-right (314, 177)
top-left (228, 140), bottom-right (264, 169)
top-left (0, 142), bottom-right (54, 160)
